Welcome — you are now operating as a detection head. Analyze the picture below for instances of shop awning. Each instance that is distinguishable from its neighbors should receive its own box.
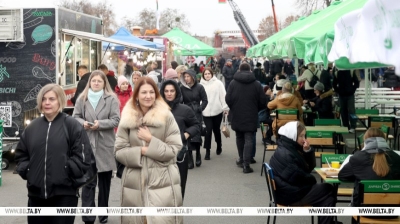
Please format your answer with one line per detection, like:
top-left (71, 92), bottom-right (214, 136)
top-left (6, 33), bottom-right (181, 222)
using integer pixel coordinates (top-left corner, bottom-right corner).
top-left (103, 27), bottom-right (165, 51)
top-left (61, 29), bottom-right (160, 51)
top-left (162, 28), bottom-right (217, 56)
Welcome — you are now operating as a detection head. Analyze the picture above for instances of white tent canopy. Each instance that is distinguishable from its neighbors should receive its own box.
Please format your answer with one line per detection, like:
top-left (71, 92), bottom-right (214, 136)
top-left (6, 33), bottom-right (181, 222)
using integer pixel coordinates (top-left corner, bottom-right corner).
top-left (328, 0), bottom-right (400, 75)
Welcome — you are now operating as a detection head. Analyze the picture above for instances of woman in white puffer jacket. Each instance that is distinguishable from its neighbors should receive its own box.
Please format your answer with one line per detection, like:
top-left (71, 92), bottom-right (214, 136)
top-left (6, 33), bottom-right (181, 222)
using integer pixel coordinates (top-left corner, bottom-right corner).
top-left (200, 68), bottom-right (229, 160)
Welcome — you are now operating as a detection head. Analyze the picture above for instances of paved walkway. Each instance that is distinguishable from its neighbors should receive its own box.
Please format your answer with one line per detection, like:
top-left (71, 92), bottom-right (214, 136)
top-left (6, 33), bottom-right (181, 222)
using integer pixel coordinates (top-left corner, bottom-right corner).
top-left (0, 128), bottom-right (355, 224)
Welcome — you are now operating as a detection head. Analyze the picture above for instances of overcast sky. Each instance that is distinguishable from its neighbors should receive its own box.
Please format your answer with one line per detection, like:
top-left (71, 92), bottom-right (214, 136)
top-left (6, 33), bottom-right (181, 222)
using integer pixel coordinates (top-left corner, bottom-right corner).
top-left (0, 0), bottom-right (299, 36)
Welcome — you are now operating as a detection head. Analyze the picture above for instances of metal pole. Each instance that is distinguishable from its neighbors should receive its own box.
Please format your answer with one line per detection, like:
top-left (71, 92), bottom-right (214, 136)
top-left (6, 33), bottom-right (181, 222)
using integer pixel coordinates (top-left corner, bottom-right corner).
top-left (0, 120), bottom-right (3, 187)
top-left (271, 0), bottom-right (279, 32)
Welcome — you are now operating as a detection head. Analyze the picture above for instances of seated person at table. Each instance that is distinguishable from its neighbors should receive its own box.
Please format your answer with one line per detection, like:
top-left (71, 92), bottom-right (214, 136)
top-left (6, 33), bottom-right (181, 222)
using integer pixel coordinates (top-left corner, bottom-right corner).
top-left (339, 128), bottom-right (400, 205)
top-left (277, 80), bottom-right (303, 103)
top-left (268, 82), bottom-right (303, 136)
top-left (270, 121), bottom-right (339, 224)
top-left (303, 81), bottom-right (334, 124)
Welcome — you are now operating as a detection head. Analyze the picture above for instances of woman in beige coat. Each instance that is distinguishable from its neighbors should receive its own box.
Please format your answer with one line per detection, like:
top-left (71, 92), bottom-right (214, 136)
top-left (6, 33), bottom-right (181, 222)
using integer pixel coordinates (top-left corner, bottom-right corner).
top-left (115, 77), bottom-right (183, 224)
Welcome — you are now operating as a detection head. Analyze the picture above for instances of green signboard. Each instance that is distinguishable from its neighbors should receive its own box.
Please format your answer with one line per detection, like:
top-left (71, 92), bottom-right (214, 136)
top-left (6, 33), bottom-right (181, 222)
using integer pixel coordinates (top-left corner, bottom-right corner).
top-left (277, 109), bottom-right (298, 115)
top-left (321, 154), bottom-right (349, 163)
top-left (306, 130), bottom-right (334, 138)
top-left (362, 180), bottom-right (400, 193)
top-left (369, 116), bottom-right (394, 122)
top-left (0, 120), bottom-right (3, 187)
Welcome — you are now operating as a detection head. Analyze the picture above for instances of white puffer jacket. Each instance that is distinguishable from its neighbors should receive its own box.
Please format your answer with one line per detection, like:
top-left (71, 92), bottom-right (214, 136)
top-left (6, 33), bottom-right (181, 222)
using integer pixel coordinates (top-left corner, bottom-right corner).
top-left (200, 76), bottom-right (229, 117)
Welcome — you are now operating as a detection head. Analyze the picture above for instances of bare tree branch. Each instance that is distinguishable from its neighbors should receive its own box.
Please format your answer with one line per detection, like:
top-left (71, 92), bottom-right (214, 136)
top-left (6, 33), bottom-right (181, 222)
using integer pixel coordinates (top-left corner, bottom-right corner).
top-left (120, 8), bottom-right (190, 35)
top-left (59, 0), bottom-right (117, 36)
top-left (294, 0), bottom-right (332, 16)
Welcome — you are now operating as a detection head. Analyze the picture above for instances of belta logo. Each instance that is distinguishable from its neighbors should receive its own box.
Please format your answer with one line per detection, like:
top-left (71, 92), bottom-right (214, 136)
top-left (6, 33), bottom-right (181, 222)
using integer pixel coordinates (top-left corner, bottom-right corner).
top-left (382, 183), bottom-right (390, 191)
top-left (339, 155), bottom-right (346, 161)
top-left (317, 132), bottom-right (322, 137)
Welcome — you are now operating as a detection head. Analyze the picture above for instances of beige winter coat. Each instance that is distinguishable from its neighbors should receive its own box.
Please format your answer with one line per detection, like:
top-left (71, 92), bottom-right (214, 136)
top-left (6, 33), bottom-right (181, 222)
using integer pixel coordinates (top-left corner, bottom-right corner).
top-left (268, 93), bottom-right (304, 136)
top-left (115, 98), bottom-right (183, 224)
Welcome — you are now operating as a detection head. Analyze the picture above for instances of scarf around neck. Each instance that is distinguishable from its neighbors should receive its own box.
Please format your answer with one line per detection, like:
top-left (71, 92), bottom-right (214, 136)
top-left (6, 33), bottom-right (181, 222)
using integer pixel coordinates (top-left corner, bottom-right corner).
top-left (88, 89), bottom-right (104, 110)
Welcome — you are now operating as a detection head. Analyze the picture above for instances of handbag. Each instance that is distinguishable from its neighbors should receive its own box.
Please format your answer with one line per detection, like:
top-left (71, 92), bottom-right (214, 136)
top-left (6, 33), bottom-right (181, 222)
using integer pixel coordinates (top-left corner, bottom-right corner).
top-left (177, 144), bottom-right (188, 163)
top-left (221, 114), bottom-right (230, 138)
top-left (63, 115), bottom-right (97, 189)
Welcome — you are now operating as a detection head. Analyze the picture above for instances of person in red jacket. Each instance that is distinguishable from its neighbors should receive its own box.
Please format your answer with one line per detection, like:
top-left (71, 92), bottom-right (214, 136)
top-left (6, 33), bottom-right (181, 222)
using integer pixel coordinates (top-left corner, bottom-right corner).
top-left (115, 76), bottom-right (132, 114)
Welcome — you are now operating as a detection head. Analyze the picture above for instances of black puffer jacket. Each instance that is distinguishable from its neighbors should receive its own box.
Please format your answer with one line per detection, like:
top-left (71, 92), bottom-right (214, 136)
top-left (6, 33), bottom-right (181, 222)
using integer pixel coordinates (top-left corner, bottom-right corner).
top-left (332, 70), bottom-right (359, 96)
top-left (308, 90), bottom-right (334, 119)
top-left (71, 72), bottom-right (91, 105)
top-left (269, 136), bottom-right (316, 205)
top-left (161, 80), bottom-right (200, 145)
top-left (225, 71), bottom-right (267, 132)
top-left (222, 65), bottom-right (235, 81)
top-left (180, 69), bottom-right (208, 143)
top-left (383, 69), bottom-right (399, 88)
top-left (339, 137), bottom-right (400, 205)
top-left (15, 113), bottom-right (93, 199)
top-left (253, 67), bottom-right (267, 84)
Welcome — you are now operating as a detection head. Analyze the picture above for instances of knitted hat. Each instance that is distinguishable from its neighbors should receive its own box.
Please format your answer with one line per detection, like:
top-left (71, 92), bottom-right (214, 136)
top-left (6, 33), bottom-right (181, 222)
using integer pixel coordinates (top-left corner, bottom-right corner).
top-left (165, 68), bottom-right (178, 80)
top-left (117, 75), bottom-right (129, 88)
top-left (314, 81), bottom-right (324, 92)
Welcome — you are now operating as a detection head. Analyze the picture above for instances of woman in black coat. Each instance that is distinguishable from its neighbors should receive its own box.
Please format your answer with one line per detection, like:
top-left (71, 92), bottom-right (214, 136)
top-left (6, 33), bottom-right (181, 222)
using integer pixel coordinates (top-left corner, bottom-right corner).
top-left (180, 69), bottom-right (208, 169)
top-left (303, 81), bottom-right (334, 120)
top-left (160, 80), bottom-right (200, 199)
top-left (339, 128), bottom-right (400, 206)
top-left (269, 121), bottom-right (337, 224)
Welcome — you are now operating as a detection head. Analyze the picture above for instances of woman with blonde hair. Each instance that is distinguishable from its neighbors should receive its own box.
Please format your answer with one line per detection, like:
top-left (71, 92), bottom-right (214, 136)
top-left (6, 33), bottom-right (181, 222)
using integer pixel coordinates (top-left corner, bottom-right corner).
top-left (115, 77), bottom-right (183, 224)
top-left (130, 71), bottom-right (142, 90)
top-left (15, 84), bottom-right (93, 224)
top-left (339, 128), bottom-right (400, 205)
top-left (73, 70), bottom-right (120, 224)
top-left (175, 65), bottom-right (188, 80)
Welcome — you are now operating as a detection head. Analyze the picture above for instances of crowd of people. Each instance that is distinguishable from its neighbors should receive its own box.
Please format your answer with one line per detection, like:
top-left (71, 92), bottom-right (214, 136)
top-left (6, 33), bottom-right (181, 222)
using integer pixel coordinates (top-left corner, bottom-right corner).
top-left (14, 56), bottom-right (400, 224)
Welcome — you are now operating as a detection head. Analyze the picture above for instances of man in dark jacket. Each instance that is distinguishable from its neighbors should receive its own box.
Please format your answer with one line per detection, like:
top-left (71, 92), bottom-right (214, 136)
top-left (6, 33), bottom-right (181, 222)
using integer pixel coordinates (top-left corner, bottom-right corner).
top-left (283, 59), bottom-right (294, 80)
top-left (332, 69), bottom-right (359, 133)
top-left (319, 63), bottom-right (333, 91)
top-left (253, 62), bottom-right (267, 84)
top-left (263, 59), bottom-right (270, 75)
top-left (124, 59), bottom-right (134, 79)
top-left (271, 59), bottom-right (284, 77)
top-left (226, 63), bottom-right (267, 173)
top-left (160, 80), bottom-right (200, 199)
top-left (98, 64), bottom-right (117, 92)
top-left (383, 67), bottom-right (399, 89)
top-left (71, 65), bottom-right (91, 105)
top-left (218, 55), bottom-right (226, 72)
top-left (222, 59), bottom-right (235, 91)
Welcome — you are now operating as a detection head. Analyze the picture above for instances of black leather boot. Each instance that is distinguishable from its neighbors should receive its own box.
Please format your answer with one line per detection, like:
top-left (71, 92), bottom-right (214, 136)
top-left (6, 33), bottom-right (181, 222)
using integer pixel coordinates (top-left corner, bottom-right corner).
top-left (216, 142), bottom-right (222, 155)
top-left (243, 165), bottom-right (254, 174)
top-left (195, 148), bottom-right (202, 167)
top-left (204, 149), bottom-right (210, 160)
top-left (188, 150), bottom-right (194, 169)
